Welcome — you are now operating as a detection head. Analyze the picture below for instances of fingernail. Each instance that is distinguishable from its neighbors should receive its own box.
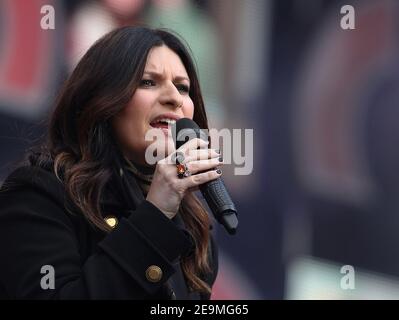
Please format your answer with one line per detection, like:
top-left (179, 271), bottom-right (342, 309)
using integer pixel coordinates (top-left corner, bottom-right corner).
top-left (218, 156), bottom-right (223, 162)
top-left (216, 169), bottom-right (222, 174)
top-left (215, 149), bottom-right (220, 154)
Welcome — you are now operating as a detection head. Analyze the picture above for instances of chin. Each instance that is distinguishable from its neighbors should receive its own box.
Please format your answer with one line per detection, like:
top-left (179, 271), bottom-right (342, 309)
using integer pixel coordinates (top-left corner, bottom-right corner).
top-left (164, 139), bottom-right (176, 157)
top-left (143, 136), bottom-right (176, 165)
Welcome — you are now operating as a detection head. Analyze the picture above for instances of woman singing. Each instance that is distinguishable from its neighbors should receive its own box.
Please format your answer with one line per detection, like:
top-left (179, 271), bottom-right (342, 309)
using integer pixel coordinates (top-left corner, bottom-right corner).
top-left (0, 26), bottom-right (222, 299)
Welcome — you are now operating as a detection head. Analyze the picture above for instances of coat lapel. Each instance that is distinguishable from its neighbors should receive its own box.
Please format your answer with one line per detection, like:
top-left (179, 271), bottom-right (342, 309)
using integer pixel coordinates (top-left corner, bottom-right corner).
top-left (103, 158), bottom-right (200, 300)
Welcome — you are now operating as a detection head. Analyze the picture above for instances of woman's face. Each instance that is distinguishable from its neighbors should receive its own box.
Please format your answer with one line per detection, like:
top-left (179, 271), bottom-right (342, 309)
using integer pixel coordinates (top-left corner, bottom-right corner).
top-left (112, 45), bottom-right (194, 165)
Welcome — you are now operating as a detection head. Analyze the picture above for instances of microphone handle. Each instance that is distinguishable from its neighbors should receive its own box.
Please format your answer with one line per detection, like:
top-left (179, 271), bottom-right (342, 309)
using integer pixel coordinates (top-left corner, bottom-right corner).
top-left (199, 177), bottom-right (238, 235)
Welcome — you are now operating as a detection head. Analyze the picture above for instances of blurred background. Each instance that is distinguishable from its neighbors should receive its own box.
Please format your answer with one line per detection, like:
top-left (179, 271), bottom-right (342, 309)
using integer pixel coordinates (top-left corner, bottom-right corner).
top-left (2, 0), bottom-right (399, 299)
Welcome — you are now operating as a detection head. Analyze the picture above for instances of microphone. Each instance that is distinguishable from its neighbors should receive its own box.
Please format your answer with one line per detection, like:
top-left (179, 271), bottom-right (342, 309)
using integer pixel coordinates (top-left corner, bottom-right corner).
top-left (172, 118), bottom-right (238, 235)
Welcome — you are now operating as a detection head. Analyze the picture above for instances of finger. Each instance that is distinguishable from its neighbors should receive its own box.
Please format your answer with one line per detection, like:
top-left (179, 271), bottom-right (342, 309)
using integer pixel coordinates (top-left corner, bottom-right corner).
top-left (186, 148), bottom-right (220, 162)
top-left (181, 168), bottom-right (222, 189)
top-left (185, 158), bottom-right (223, 175)
top-left (177, 138), bottom-right (209, 155)
top-left (187, 186), bottom-right (200, 192)
top-left (164, 138), bottom-right (209, 165)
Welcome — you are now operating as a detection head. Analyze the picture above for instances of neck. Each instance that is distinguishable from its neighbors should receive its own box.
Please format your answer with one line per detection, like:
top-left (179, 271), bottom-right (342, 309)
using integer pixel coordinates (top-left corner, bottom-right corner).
top-left (129, 159), bottom-right (155, 175)
top-left (123, 157), bottom-right (154, 196)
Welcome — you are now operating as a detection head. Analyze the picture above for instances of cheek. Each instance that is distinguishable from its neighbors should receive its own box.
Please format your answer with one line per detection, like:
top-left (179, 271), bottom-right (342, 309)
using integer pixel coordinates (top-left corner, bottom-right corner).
top-left (127, 92), bottom-right (153, 122)
top-left (111, 92), bottom-right (153, 158)
top-left (182, 101), bottom-right (194, 119)
top-left (122, 91), bottom-right (155, 135)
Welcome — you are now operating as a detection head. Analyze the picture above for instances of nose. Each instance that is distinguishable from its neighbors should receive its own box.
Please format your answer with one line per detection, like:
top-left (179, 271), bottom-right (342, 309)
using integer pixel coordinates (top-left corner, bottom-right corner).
top-left (159, 82), bottom-right (184, 110)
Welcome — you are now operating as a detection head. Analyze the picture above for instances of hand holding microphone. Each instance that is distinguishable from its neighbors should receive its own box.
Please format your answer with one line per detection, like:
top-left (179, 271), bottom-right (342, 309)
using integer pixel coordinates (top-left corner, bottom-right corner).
top-left (147, 118), bottom-right (238, 235)
top-left (146, 137), bottom-right (223, 220)
top-left (172, 118), bottom-right (238, 235)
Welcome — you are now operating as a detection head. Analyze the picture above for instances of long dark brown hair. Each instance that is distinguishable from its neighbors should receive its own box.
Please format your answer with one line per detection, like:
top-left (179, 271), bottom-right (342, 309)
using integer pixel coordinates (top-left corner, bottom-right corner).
top-left (37, 26), bottom-right (213, 294)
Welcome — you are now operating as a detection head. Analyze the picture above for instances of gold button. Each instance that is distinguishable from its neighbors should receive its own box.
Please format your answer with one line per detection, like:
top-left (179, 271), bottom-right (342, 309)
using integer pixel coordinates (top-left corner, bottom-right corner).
top-left (104, 215), bottom-right (118, 228)
top-left (146, 265), bottom-right (163, 283)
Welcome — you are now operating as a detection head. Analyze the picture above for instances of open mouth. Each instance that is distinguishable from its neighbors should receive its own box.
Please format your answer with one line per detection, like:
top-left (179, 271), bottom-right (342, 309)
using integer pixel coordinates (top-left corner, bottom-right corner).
top-left (149, 118), bottom-right (176, 128)
top-left (149, 118), bottom-right (176, 136)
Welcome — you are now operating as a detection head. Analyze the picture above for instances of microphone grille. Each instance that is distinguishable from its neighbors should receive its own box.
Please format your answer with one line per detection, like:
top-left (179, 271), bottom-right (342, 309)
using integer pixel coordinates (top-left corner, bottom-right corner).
top-left (173, 118), bottom-right (207, 149)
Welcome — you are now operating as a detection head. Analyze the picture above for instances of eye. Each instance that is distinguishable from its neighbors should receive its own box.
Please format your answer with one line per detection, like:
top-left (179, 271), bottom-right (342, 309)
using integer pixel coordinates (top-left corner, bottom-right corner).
top-left (140, 79), bottom-right (155, 87)
top-left (176, 84), bottom-right (190, 93)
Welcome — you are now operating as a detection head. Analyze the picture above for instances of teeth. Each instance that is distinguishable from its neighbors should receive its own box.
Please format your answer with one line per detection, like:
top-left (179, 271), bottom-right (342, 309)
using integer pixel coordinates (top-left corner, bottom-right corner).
top-left (154, 118), bottom-right (176, 125)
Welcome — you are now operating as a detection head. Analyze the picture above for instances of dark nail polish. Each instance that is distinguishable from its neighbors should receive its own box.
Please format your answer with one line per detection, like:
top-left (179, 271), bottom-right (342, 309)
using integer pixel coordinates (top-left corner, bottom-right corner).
top-left (218, 156), bottom-right (223, 162)
top-left (216, 169), bottom-right (222, 174)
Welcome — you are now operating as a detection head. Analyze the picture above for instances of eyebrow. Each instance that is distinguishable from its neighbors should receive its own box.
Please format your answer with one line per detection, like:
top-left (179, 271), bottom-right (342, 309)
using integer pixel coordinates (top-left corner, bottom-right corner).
top-left (143, 71), bottom-right (190, 83)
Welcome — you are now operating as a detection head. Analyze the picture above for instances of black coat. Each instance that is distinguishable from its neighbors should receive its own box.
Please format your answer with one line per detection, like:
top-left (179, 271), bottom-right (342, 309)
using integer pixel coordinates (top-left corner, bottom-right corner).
top-left (0, 156), bottom-right (218, 299)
